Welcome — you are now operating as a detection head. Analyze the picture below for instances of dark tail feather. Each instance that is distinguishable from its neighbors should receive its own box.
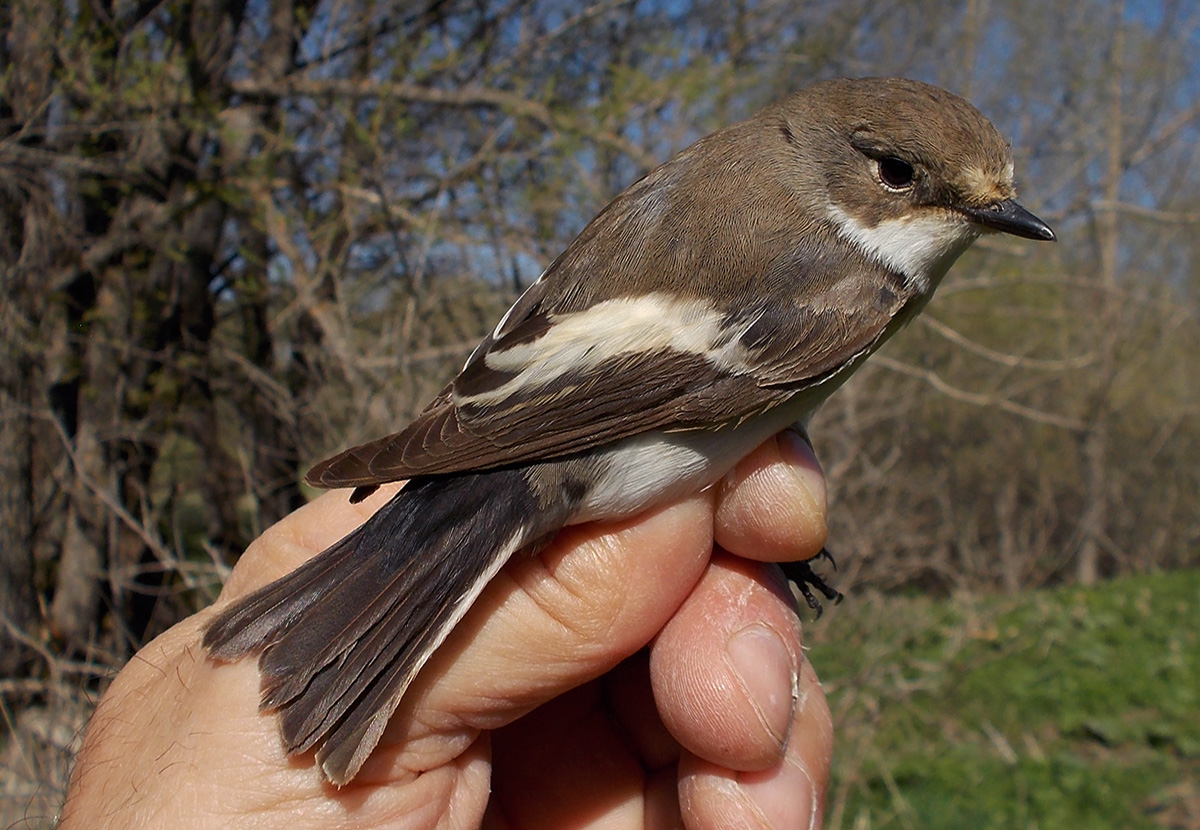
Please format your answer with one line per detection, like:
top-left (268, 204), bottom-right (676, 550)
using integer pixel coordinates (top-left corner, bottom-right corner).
top-left (202, 467), bottom-right (564, 784)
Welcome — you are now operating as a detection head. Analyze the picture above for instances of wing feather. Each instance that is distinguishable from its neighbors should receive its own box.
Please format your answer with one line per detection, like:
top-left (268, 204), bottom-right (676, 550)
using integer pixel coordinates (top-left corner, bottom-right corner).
top-left (305, 268), bottom-right (908, 489)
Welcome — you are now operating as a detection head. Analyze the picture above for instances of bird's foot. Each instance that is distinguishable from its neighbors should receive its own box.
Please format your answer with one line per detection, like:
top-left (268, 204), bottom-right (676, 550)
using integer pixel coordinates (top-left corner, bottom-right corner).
top-left (779, 548), bottom-right (844, 618)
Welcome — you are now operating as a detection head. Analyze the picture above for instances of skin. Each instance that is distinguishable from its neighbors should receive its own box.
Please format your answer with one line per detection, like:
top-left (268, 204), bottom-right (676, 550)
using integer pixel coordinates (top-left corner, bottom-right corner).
top-left (60, 431), bottom-right (833, 830)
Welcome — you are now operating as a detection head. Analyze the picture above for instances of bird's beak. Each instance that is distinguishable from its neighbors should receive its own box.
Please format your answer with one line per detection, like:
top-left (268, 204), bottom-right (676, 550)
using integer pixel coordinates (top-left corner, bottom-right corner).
top-left (962, 199), bottom-right (1056, 241)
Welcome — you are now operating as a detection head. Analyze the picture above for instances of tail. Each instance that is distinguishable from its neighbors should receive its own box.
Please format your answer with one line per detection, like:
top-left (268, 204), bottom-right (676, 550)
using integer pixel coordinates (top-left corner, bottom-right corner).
top-left (202, 467), bottom-right (565, 784)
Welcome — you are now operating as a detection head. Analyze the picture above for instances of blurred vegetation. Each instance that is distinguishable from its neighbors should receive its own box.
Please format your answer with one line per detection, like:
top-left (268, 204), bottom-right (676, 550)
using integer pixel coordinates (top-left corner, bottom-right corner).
top-left (2, 0), bottom-right (1198, 824)
top-left (806, 568), bottom-right (1200, 829)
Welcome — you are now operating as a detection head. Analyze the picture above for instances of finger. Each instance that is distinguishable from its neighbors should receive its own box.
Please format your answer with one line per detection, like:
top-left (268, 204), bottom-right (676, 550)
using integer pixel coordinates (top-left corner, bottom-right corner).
top-left (679, 656), bottom-right (832, 830)
top-left (486, 680), bottom-right (649, 830)
top-left (714, 430), bottom-right (827, 563)
top-left (488, 650), bottom-right (694, 830)
top-left (650, 553), bottom-right (802, 772)
top-left (603, 650), bottom-right (680, 770)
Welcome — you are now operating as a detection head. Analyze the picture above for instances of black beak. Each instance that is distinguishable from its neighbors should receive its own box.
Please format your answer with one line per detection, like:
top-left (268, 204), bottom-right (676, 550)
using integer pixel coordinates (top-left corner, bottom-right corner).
top-left (962, 200), bottom-right (1056, 241)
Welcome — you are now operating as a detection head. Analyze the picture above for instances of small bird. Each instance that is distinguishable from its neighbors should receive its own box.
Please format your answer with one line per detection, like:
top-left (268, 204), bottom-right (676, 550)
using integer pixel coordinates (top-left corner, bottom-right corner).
top-left (204, 77), bottom-right (1055, 784)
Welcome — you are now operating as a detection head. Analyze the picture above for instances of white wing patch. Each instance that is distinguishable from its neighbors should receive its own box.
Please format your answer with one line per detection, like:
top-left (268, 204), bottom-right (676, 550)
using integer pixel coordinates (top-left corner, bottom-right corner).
top-left (491, 268), bottom-right (548, 340)
top-left (463, 268), bottom-right (551, 372)
top-left (457, 293), bottom-right (757, 406)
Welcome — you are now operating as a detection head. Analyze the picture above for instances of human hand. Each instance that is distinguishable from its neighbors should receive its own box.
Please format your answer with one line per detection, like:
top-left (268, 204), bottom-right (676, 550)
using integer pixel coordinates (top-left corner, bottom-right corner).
top-left (60, 431), bottom-right (833, 829)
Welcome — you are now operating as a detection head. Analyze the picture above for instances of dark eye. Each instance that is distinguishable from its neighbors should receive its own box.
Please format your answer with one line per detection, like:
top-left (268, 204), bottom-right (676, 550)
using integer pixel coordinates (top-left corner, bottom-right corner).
top-left (877, 157), bottom-right (915, 190)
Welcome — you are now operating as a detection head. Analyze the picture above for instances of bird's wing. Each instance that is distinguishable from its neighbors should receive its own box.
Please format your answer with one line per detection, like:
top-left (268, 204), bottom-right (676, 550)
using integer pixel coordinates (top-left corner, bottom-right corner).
top-left (305, 243), bottom-right (910, 489)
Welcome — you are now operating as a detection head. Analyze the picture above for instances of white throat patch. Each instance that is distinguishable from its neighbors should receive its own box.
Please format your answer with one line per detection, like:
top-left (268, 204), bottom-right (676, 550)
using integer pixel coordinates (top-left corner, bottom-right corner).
top-left (828, 206), bottom-right (980, 294)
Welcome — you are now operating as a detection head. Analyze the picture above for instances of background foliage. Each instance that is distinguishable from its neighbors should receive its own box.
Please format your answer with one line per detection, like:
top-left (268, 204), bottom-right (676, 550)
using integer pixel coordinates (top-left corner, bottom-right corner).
top-left (2, 0), bottom-right (1198, 824)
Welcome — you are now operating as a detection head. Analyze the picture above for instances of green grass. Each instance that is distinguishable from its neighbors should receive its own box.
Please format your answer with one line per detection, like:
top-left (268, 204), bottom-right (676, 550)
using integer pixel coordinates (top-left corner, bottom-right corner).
top-left (805, 569), bottom-right (1200, 829)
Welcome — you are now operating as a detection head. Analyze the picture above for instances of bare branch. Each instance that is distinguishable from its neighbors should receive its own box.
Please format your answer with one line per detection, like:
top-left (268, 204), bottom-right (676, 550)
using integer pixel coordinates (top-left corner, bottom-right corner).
top-left (919, 315), bottom-right (1097, 371)
top-left (873, 355), bottom-right (1088, 431)
top-left (229, 78), bottom-right (556, 127)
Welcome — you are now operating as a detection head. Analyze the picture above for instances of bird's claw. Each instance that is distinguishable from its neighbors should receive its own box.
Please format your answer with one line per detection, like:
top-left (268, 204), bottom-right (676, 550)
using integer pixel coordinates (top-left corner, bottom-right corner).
top-left (779, 548), bottom-right (844, 619)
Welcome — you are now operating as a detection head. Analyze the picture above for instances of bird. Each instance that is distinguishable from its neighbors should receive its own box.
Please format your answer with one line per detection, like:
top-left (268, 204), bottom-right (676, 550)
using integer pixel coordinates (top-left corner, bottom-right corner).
top-left (203, 76), bottom-right (1055, 785)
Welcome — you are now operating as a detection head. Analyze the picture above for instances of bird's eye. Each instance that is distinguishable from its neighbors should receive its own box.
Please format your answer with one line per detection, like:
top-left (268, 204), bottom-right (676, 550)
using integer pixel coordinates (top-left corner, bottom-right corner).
top-left (876, 157), bottom-right (916, 190)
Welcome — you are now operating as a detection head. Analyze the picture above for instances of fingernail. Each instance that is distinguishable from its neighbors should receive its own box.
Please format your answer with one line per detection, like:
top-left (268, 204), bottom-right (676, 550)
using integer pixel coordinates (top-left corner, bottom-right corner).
top-left (780, 430), bottom-right (827, 522)
top-left (728, 624), bottom-right (797, 750)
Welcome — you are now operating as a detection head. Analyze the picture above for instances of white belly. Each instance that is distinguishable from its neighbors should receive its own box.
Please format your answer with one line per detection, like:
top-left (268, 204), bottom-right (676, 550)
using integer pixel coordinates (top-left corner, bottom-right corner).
top-left (567, 392), bottom-right (816, 524)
